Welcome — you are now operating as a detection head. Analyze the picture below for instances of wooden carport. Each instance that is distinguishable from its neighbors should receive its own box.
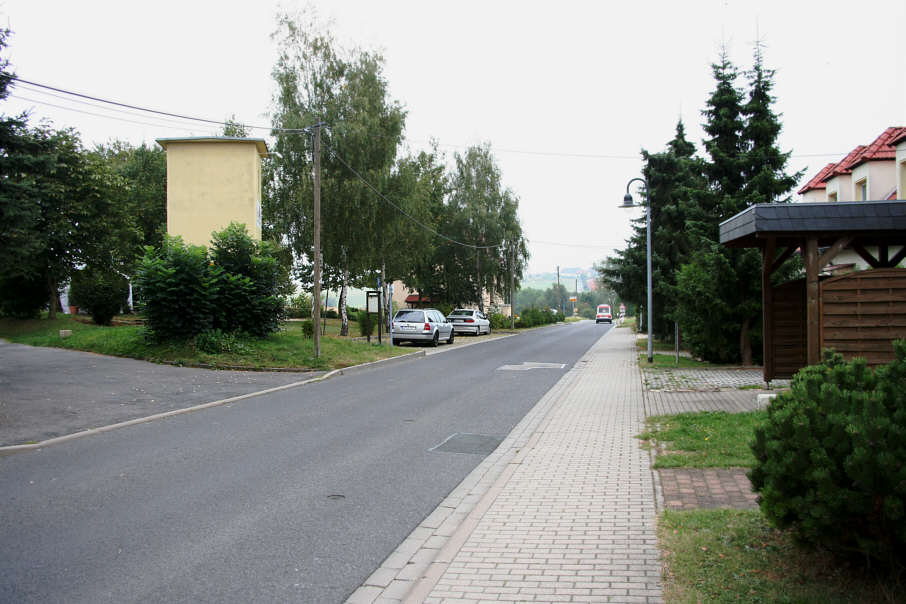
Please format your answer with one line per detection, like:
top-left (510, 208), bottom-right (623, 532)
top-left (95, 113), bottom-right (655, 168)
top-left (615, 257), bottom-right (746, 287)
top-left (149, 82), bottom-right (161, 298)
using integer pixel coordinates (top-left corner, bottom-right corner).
top-left (720, 200), bottom-right (906, 382)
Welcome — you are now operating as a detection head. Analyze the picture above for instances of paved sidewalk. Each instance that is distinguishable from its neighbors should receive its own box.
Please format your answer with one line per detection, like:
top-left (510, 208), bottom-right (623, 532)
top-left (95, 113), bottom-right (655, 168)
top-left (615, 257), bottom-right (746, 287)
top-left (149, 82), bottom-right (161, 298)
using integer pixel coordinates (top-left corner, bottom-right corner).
top-left (351, 326), bottom-right (663, 603)
top-left (659, 469), bottom-right (758, 511)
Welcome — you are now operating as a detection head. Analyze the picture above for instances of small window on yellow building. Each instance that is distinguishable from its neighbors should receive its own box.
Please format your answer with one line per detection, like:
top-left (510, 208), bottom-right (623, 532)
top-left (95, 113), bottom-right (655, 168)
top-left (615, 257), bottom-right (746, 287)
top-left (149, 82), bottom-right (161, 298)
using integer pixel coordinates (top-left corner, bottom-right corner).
top-left (828, 191), bottom-right (838, 201)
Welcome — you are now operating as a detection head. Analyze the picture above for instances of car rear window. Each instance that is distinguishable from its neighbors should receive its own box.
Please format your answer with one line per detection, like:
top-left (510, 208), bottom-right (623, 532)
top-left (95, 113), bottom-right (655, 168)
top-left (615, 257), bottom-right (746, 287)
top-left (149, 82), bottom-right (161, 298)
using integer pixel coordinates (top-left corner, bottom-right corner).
top-left (395, 310), bottom-right (425, 322)
top-left (449, 310), bottom-right (473, 316)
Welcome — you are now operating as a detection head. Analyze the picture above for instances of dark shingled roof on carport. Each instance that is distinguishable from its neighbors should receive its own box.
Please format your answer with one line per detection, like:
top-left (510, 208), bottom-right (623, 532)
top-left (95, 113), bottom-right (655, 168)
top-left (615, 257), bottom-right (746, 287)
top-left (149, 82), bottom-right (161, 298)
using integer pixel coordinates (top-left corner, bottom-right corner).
top-left (720, 200), bottom-right (906, 249)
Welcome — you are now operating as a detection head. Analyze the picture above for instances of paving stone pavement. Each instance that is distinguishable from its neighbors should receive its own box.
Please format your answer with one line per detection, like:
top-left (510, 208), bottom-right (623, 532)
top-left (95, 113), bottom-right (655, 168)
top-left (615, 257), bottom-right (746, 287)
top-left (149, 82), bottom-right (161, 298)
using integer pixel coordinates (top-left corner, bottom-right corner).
top-left (641, 367), bottom-right (789, 392)
top-left (349, 326), bottom-right (663, 604)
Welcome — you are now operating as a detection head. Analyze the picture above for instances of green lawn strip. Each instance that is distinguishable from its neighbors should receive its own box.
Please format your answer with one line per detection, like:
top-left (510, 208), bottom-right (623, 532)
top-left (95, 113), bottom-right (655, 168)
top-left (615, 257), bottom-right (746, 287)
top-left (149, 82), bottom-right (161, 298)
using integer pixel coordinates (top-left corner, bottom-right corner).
top-left (0, 317), bottom-right (412, 370)
top-left (636, 338), bottom-right (687, 353)
top-left (638, 352), bottom-right (728, 369)
top-left (660, 509), bottom-right (895, 603)
top-left (639, 410), bottom-right (765, 468)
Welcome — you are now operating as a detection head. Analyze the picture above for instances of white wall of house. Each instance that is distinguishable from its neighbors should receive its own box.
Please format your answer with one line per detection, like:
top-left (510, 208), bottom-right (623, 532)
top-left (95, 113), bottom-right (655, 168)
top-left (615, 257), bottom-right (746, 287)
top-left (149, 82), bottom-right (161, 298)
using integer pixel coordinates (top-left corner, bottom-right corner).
top-left (897, 139), bottom-right (906, 199)
top-left (824, 174), bottom-right (852, 201)
top-left (800, 188), bottom-right (826, 203)
top-left (851, 160), bottom-right (896, 200)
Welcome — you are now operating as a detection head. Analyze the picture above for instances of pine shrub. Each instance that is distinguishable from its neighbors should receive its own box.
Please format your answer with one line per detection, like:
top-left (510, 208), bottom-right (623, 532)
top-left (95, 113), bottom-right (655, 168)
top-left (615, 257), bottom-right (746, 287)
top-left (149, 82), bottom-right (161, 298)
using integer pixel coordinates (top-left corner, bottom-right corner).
top-left (749, 343), bottom-right (906, 567)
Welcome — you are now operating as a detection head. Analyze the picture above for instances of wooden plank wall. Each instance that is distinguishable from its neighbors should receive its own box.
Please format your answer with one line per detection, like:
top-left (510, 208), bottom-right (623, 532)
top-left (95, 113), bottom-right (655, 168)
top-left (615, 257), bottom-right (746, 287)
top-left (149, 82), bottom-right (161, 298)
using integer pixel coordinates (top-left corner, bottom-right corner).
top-left (770, 279), bottom-right (807, 380)
top-left (821, 268), bottom-right (906, 366)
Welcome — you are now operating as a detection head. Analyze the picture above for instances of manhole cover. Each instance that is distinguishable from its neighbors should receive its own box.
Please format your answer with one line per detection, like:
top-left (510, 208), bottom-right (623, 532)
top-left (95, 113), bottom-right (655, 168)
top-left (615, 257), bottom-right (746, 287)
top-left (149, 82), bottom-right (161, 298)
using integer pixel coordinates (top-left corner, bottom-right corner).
top-left (429, 433), bottom-right (503, 455)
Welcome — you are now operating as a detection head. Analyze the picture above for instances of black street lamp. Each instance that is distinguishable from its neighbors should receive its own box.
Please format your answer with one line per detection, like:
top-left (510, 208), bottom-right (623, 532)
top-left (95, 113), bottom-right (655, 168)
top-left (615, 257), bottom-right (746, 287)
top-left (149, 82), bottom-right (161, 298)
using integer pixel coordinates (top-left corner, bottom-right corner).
top-left (621, 177), bottom-right (653, 364)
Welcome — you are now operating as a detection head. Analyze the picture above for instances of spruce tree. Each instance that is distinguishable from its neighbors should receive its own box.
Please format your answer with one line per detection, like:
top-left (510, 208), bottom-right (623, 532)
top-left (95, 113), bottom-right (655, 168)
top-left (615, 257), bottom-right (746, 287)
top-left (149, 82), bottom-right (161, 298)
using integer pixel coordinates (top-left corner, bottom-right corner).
top-left (601, 120), bottom-right (704, 341)
top-left (675, 44), bottom-right (801, 365)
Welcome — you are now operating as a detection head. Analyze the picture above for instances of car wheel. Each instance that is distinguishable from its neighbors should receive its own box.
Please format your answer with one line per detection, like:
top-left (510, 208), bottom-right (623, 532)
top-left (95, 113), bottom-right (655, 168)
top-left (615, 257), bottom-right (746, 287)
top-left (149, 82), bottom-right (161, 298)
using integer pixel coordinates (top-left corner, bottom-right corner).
top-left (487, 325), bottom-right (491, 335)
top-left (447, 329), bottom-right (454, 344)
top-left (431, 331), bottom-right (439, 347)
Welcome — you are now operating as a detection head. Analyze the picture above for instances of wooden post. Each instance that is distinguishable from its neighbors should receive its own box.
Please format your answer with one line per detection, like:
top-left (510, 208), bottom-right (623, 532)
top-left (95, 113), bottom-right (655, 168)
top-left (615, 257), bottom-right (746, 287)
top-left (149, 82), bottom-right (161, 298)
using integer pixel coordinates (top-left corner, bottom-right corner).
top-left (805, 237), bottom-right (820, 365)
top-left (762, 238), bottom-right (776, 382)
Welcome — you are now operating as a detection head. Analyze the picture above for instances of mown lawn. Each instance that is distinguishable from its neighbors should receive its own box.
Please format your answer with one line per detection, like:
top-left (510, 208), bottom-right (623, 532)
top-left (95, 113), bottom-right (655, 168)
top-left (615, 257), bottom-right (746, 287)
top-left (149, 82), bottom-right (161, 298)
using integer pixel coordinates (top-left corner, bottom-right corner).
top-left (646, 411), bottom-right (902, 602)
top-left (0, 316), bottom-right (413, 370)
top-left (661, 509), bottom-right (898, 603)
top-left (639, 410), bottom-right (765, 468)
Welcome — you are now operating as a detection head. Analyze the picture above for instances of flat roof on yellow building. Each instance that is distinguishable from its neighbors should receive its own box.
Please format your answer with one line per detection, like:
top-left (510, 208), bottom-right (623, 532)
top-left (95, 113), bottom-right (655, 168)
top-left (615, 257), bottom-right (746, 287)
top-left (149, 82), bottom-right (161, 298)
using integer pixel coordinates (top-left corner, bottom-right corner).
top-left (156, 136), bottom-right (269, 157)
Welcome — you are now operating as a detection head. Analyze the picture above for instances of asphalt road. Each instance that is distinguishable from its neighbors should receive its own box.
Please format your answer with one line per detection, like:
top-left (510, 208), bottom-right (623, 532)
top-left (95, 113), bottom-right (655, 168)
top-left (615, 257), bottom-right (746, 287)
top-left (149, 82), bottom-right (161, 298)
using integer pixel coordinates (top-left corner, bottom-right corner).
top-left (0, 320), bottom-right (613, 603)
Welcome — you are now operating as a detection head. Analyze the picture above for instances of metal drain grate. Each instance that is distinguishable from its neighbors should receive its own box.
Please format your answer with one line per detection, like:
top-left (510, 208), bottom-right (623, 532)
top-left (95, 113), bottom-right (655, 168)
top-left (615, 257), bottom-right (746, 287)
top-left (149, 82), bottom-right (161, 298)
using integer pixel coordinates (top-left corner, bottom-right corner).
top-left (429, 433), bottom-right (504, 455)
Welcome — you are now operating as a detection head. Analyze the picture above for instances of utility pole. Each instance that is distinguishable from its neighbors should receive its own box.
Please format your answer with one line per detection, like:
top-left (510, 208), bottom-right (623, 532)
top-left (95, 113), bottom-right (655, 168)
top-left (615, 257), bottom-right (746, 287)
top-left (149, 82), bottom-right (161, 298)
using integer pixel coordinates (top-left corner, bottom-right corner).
top-left (575, 278), bottom-right (578, 315)
top-left (510, 245), bottom-right (515, 329)
top-left (557, 266), bottom-right (562, 315)
top-left (312, 123), bottom-right (322, 359)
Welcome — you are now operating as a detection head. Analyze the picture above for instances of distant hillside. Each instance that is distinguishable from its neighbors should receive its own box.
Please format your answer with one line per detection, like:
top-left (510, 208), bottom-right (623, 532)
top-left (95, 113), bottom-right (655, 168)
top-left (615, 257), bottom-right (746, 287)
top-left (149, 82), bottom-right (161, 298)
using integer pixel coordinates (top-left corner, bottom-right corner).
top-left (521, 267), bottom-right (597, 292)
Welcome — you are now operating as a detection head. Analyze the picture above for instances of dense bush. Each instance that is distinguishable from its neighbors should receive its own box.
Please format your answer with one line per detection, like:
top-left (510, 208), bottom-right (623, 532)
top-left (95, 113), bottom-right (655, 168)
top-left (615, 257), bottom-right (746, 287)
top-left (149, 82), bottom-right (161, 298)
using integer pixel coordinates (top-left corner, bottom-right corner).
top-left (749, 343), bottom-right (906, 567)
top-left (356, 310), bottom-right (374, 338)
top-left (195, 328), bottom-right (249, 354)
top-left (285, 294), bottom-right (312, 318)
top-left (135, 224), bottom-right (284, 340)
top-left (515, 307), bottom-right (564, 328)
top-left (0, 273), bottom-right (47, 318)
top-left (325, 308), bottom-right (339, 319)
top-left (300, 319), bottom-right (314, 339)
top-left (489, 312), bottom-right (510, 329)
top-left (69, 267), bottom-right (129, 325)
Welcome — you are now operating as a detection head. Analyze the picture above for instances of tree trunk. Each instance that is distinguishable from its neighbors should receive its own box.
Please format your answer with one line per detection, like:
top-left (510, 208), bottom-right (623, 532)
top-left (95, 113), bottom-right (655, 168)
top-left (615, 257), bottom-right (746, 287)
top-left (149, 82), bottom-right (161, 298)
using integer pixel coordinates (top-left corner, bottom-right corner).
top-left (339, 274), bottom-right (349, 337)
top-left (740, 316), bottom-right (754, 366)
top-left (381, 261), bottom-right (391, 341)
top-left (476, 252), bottom-right (484, 313)
top-left (47, 275), bottom-right (57, 319)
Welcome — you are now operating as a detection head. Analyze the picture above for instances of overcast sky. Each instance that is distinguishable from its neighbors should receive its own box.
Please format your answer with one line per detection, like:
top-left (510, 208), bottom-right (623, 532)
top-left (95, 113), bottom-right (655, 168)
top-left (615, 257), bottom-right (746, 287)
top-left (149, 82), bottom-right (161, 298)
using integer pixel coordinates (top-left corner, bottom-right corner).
top-left (2, 0), bottom-right (904, 274)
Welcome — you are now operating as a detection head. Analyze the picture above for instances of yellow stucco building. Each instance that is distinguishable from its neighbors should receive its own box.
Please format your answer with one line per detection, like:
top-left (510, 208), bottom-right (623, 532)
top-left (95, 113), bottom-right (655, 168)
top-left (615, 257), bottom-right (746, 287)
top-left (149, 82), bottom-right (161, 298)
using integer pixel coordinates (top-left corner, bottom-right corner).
top-left (156, 137), bottom-right (269, 246)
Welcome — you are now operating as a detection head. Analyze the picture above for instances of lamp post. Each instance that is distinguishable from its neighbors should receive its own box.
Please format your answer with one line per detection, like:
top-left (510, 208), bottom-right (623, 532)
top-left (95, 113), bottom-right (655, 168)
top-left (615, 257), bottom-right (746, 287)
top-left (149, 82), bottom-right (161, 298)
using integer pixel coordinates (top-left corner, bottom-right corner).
top-left (621, 177), bottom-right (653, 364)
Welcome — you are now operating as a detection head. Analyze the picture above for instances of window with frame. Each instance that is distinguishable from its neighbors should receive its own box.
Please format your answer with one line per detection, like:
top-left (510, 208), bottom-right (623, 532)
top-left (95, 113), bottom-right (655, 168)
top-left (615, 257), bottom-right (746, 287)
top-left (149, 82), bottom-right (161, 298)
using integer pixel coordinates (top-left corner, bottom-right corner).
top-left (856, 178), bottom-right (868, 201)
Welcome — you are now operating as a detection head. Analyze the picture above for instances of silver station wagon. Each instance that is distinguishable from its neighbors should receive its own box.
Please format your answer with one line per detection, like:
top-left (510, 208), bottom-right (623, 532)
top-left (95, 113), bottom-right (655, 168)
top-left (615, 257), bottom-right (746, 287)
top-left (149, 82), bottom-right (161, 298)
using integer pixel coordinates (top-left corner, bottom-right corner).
top-left (390, 308), bottom-right (455, 347)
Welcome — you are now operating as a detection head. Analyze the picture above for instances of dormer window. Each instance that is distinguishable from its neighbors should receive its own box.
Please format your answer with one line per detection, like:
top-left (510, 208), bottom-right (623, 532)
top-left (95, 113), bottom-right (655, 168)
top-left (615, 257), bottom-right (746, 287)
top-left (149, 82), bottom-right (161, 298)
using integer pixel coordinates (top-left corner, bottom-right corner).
top-left (856, 178), bottom-right (868, 201)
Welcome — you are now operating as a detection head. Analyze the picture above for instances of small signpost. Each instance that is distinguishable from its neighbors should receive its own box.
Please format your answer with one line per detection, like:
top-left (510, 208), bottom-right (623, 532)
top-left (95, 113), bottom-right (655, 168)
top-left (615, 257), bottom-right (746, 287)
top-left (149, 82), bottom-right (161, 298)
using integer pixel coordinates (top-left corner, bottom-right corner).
top-left (366, 290), bottom-right (383, 344)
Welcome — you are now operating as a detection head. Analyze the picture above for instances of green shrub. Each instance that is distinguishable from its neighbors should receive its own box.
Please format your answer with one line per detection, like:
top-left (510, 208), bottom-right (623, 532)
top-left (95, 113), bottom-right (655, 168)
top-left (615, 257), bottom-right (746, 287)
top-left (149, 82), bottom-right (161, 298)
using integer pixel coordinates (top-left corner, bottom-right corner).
top-left (749, 343), bottom-right (906, 567)
top-left (135, 237), bottom-right (214, 340)
top-left (489, 312), bottom-right (510, 329)
top-left (356, 310), bottom-right (374, 338)
top-left (135, 224), bottom-right (284, 341)
top-left (69, 267), bottom-right (129, 325)
top-left (209, 223), bottom-right (284, 337)
top-left (195, 328), bottom-right (249, 354)
top-left (286, 293), bottom-right (312, 319)
top-left (0, 273), bottom-right (46, 318)
top-left (325, 308), bottom-right (339, 319)
top-left (300, 320), bottom-right (314, 339)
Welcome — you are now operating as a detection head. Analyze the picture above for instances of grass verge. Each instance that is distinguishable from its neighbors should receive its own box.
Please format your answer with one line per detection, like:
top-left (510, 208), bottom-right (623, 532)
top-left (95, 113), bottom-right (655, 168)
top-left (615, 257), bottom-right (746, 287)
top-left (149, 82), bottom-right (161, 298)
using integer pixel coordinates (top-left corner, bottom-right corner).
top-left (660, 509), bottom-right (899, 603)
top-left (639, 410), bottom-right (765, 468)
top-left (638, 352), bottom-right (727, 369)
top-left (0, 316), bottom-right (413, 370)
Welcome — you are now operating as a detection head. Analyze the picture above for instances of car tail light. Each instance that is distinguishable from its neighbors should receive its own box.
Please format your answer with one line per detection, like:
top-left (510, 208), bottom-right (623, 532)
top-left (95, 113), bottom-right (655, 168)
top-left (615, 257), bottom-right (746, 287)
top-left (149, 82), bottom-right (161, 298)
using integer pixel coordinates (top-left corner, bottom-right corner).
top-left (465, 318), bottom-right (474, 323)
top-left (424, 323), bottom-right (431, 331)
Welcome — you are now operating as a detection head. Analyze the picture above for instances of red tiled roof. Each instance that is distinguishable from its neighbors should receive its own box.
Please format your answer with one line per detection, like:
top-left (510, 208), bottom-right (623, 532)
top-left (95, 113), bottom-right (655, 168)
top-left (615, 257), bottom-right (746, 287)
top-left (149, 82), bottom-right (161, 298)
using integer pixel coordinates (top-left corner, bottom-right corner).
top-left (888, 128), bottom-right (906, 147)
top-left (404, 294), bottom-right (431, 303)
top-left (820, 145), bottom-right (867, 182)
top-left (797, 163), bottom-right (835, 194)
top-left (848, 126), bottom-right (906, 168)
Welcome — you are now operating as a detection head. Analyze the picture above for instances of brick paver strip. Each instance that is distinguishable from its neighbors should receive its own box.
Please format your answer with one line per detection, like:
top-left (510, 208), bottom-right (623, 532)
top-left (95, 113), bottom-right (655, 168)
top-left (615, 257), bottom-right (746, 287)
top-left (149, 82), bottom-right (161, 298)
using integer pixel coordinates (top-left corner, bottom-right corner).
top-left (658, 469), bottom-right (759, 511)
top-left (379, 327), bottom-right (662, 604)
